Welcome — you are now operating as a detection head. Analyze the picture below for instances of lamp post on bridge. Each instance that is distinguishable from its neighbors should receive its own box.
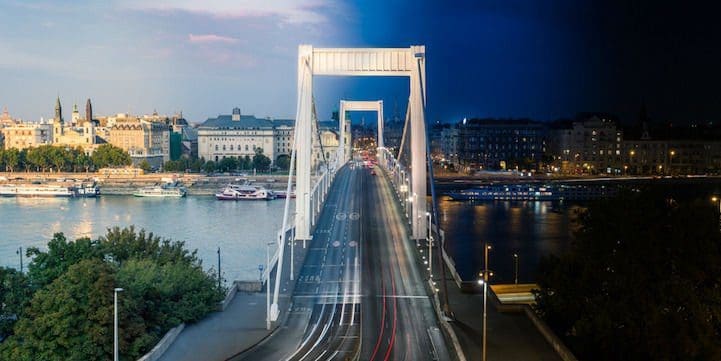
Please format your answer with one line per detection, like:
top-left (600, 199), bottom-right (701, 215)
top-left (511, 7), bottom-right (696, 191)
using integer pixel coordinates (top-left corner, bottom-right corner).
top-left (426, 212), bottom-right (433, 282)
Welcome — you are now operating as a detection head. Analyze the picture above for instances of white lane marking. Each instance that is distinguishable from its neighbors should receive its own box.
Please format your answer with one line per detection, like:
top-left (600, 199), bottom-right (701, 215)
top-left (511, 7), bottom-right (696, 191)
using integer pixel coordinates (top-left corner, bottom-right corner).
top-left (335, 212), bottom-right (347, 220)
top-left (349, 212), bottom-right (360, 220)
top-left (332, 241), bottom-right (341, 247)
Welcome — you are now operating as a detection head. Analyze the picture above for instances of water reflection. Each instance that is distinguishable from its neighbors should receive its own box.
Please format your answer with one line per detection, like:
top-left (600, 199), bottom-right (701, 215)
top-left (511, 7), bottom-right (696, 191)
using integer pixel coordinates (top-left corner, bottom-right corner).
top-left (0, 196), bottom-right (290, 282)
top-left (438, 197), bottom-right (578, 283)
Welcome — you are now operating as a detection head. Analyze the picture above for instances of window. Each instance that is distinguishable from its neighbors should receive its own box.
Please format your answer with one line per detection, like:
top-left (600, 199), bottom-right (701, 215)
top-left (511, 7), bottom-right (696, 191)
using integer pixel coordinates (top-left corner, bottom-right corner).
top-left (215, 145), bottom-right (219, 151)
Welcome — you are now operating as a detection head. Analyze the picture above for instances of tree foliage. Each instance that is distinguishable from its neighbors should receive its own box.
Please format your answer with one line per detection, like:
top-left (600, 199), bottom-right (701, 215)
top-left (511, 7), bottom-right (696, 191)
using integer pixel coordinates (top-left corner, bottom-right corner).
top-left (534, 191), bottom-right (721, 360)
top-left (0, 267), bottom-right (32, 340)
top-left (0, 227), bottom-right (222, 361)
top-left (91, 144), bottom-right (131, 168)
top-left (252, 148), bottom-right (271, 171)
top-left (0, 145), bottom-right (131, 172)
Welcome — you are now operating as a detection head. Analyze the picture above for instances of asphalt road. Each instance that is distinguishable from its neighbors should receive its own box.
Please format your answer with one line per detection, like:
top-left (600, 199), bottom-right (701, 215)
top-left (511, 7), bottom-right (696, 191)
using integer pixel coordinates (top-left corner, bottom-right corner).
top-left (236, 161), bottom-right (449, 360)
top-left (359, 164), bottom-right (450, 361)
top-left (233, 164), bottom-right (362, 361)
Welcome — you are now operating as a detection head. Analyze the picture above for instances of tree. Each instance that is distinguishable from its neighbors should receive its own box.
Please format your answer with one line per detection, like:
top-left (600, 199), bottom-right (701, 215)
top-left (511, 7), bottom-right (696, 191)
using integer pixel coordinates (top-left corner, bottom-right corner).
top-left (203, 160), bottom-right (216, 173)
top-left (276, 155), bottom-right (290, 170)
top-left (138, 160), bottom-right (152, 172)
top-left (252, 148), bottom-right (271, 172)
top-left (26, 233), bottom-right (103, 289)
top-left (0, 267), bottom-right (32, 340)
top-left (217, 156), bottom-right (238, 172)
top-left (534, 192), bottom-right (721, 360)
top-left (1, 227), bottom-right (223, 360)
top-left (0, 260), bottom-right (139, 361)
top-left (91, 144), bottom-right (131, 168)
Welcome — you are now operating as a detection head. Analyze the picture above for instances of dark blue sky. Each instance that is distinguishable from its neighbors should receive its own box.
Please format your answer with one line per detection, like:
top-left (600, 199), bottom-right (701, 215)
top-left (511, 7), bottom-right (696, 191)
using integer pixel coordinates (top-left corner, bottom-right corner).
top-left (319, 0), bottom-right (721, 125)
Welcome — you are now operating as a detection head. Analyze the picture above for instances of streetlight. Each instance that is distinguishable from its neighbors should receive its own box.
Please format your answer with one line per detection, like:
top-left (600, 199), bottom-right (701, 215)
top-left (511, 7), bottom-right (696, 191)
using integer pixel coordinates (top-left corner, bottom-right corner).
top-left (513, 253), bottom-right (519, 286)
top-left (217, 247), bottom-right (222, 291)
top-left (266, 241), bottom-right (275, 330)
top-left (477, 243), bottom-right (493, 361)
top-left (16, 246), bottom-right (23, 273)
top-left (426, 212), bottom-right (433, 280)
top-left (114, 287), bottom-right (124, 361)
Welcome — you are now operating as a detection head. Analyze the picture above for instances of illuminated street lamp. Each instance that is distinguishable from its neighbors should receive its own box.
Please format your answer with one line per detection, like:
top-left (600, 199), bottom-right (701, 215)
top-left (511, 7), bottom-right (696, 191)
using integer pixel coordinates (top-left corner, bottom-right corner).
top-left (477, 243), bottom-right (493, 361)
top-left (426, 212), bottom-right (433, 279)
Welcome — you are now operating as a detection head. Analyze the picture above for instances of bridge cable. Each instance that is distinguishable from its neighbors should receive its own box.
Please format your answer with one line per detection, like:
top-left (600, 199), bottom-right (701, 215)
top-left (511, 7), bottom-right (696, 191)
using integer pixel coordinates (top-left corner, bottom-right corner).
top-left (414, 55), bottom-right (452, 315)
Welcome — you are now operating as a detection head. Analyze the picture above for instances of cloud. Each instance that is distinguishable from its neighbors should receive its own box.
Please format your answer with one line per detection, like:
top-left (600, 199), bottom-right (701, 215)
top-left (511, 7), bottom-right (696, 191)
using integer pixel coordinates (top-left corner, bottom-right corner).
top-left (188, 33), bottom-right (239, 44)
top-left (122, 0), bottom-right (335, 25)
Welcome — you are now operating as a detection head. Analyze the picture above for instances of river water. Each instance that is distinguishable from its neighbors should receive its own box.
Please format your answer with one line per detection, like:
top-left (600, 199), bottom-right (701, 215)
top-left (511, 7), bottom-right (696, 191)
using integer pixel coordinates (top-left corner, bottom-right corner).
top-left (0, 192), bottom-right (578, 285)
top-left (0, 196), bottom-right (290, 282)
top-left (437, 198), bottom-right (579, 283)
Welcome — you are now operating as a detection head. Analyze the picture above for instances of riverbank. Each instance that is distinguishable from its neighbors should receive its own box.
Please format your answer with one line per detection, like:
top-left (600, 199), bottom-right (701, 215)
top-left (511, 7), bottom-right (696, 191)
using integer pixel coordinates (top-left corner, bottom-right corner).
top-left (0, 171), bottom-right (294, 195)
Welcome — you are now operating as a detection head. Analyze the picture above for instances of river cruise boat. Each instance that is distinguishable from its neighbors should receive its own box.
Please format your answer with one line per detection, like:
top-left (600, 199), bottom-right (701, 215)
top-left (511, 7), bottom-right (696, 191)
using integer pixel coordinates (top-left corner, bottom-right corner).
top-left (133, 184), bottom-right (187, 198)
top-left (0, 183), bottom-right (76, 197)
top-left (75, 182), bottom-right (101, 197)
top-left (215, 184), bottom-right (275, 201)
top-left (446, 184), bottom-right (616, 201)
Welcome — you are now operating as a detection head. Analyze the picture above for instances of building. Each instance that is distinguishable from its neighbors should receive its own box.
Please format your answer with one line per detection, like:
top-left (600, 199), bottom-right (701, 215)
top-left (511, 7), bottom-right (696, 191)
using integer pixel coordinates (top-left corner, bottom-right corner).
top-left (1, 122), bottom-right (52, 150)
top-left (197, 108), bottom-right (294, 165)
top-left (49, 97), bottom-right (99, 153)
top-left (440, 126), bottom-right (460, 166)
top-left (549, 116), bottom-right (623, 174)
top-left (107, 119), bottom-right (170, 169)
top-left (456, 118), bottom-right (546, 171)
top-left (622, 121), bottom-right (721, 175)
top-left (313, 121), bottom-right (340, 168)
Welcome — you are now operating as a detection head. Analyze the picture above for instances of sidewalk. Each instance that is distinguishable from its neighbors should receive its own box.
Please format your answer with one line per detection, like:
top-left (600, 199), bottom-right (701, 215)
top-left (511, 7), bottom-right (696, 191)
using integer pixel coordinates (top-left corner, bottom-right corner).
top-left (158, 238), bottom-right (307, 361)
top-left (436, 261), bottom-right (563, 361)
top-left (158, 292), bottom-right (285, 361)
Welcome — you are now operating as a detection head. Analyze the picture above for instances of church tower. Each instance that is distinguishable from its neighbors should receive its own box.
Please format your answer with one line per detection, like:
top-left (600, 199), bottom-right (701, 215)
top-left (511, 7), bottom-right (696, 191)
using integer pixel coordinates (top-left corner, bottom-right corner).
top-left (53, 96), bottom-right (64, 140)
top-left (71, 104), bottom-right (80, 125)
top-left (54, 96), bottom-right (63, 123)
top-left (86, 99), bottom-right (93, 124)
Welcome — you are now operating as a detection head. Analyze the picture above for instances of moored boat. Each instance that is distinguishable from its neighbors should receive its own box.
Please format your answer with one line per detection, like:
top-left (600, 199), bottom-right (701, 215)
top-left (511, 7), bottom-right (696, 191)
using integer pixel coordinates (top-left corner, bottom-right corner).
top-left (133, 184), bottom-right (187, 197)
top-left (0, 183), bottom-right (76, 197)
top-left (446, 184), bottom-right (617, 201)
top-left (215, 184), bottom-right (274, 200)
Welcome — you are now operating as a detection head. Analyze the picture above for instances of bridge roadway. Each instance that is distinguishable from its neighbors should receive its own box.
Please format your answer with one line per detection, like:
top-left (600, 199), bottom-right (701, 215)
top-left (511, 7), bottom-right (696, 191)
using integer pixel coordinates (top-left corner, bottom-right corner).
top-left (234, 162), bottom-right (449, 360)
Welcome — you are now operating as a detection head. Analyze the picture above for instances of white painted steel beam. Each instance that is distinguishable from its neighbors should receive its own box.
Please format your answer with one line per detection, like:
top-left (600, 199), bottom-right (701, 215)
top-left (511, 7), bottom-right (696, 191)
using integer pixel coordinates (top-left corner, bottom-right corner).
top-left (339, 100), bottom-right (384, 164)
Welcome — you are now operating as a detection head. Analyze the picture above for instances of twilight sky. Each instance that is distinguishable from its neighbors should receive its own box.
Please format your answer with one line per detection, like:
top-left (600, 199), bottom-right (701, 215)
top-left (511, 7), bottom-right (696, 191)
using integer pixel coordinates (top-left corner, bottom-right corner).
top-left (0, 1), bottom-right (719, 125)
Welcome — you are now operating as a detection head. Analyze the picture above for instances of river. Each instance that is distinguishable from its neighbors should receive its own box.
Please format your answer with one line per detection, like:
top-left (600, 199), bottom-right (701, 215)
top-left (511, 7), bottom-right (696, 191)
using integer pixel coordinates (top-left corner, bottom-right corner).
top-left (0, 196), bottom-right (290, 283)
top-left (1, 192), bottom-right (580, 285)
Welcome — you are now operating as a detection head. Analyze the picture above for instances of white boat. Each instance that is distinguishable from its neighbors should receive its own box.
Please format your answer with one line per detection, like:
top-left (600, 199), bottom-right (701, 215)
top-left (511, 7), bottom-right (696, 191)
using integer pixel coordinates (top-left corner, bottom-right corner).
top-left (133, 184), bottom-right (187, 197)
top-left (215, 184), bottom-right (274, 200)
top-left (0, 183), bottom-right (76, 197)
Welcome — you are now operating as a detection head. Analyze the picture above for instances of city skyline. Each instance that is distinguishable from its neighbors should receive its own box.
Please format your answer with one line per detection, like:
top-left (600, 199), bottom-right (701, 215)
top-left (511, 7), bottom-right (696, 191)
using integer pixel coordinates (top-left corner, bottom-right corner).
top-left (1, 1), bottom-right (719, 125)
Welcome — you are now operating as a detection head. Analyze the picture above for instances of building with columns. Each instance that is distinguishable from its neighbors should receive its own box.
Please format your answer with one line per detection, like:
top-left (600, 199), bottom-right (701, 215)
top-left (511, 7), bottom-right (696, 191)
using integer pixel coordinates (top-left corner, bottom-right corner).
top-left (197, 108), bottom-right (294, 165)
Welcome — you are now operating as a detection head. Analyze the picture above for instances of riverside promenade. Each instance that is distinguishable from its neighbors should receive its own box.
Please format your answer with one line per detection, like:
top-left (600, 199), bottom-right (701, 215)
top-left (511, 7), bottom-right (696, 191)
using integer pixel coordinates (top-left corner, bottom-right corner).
top-left (158, 237), bottom-right (307, 361)
top-left (429, 252), bottom-right (566, 361)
